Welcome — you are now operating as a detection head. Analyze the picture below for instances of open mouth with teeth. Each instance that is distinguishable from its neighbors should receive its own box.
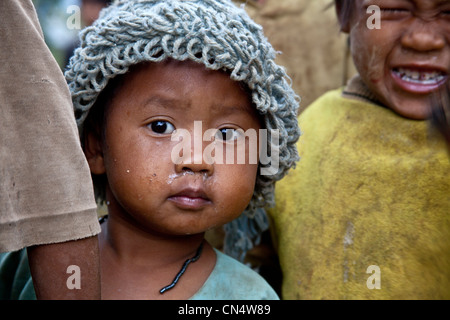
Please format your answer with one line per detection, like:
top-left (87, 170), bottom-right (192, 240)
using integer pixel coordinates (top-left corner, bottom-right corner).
top-left (393, 67), bottom-right (447, 85)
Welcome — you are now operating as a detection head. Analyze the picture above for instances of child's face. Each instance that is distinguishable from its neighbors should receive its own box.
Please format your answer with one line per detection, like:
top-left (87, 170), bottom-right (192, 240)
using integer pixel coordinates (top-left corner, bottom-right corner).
top-left (345, 0), bottom-right (450, 119)
top-left (91, 60), bottom-right (261, 236)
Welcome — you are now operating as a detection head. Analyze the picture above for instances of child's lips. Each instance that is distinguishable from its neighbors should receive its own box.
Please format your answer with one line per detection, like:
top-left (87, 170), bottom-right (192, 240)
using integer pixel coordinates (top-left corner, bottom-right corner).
top-left (168, 188), bottom-right (212, 210)
top-left (391, 66), bottom-right (448, 94)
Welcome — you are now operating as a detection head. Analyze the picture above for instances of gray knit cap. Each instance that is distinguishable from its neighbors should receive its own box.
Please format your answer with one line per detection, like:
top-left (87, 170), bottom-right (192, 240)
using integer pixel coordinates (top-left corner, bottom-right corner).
top-left (65, 0), bottom-right (300, 261)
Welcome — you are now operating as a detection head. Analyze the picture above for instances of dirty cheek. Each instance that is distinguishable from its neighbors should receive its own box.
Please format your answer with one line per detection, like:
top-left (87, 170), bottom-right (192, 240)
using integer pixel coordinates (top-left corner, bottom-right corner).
top-left (367, 47), bottom-right (385, 84)
top-left (148, 173), bottom-right (157, 183)
top-left (352, 36), bottom-right (384, 84)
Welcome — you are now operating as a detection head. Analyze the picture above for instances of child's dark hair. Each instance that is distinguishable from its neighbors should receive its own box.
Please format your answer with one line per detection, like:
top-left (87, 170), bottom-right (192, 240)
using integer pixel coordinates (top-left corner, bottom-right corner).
top-left (334, 0), bottom-right (354, 30)
top-left (81, 74), bottom-right (124, 204)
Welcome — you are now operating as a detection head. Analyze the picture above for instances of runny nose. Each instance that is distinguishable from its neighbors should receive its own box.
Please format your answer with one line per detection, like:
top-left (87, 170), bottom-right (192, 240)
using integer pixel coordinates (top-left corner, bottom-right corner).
top-left (174, 146), bottom-right (214, 176)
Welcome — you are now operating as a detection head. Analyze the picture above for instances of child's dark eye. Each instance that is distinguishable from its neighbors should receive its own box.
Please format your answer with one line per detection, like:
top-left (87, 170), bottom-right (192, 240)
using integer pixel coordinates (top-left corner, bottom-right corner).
top-left (215, 128), bottom-right (243, 142)
top-left (147, 120), bottom-right (175, 135)
top-left (380, 7), bottom-right (410, 18)
top-left (381, 8), bottom-right (407, 12)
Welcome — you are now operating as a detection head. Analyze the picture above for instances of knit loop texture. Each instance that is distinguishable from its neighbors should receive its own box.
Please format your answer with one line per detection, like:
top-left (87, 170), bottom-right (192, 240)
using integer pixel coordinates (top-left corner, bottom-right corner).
top-left (65, 0), bottom-right (301, 261)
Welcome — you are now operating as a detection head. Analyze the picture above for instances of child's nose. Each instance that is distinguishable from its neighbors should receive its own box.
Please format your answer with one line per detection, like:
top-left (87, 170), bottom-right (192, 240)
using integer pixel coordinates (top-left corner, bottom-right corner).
top-left (174, 144), bottom-right (214, 176)
top-left (401, 19), bottom-right (446, 53)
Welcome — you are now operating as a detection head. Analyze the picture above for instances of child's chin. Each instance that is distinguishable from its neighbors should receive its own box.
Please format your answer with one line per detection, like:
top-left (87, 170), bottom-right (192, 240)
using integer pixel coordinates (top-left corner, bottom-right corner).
top-left (388, 98), bottom-right (431, 120)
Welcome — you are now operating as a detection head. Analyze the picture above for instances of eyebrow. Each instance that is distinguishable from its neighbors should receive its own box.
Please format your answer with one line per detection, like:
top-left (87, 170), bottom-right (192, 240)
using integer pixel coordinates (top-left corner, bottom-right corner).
top-left (143, 95), bottom-right (255, 116)
top-left (210, 103), bottom-right (256, 117)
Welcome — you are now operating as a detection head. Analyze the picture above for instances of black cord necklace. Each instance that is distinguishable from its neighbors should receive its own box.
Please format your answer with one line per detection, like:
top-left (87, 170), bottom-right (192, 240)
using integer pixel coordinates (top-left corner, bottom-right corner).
top-left (159, 241), bottom-right (204, 294)
top-left (99, 215), bottom-right (204, 294)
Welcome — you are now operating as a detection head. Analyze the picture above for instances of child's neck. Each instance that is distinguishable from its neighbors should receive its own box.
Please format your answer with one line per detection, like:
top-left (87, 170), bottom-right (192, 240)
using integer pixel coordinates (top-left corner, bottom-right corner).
top-left (342, 74), bottom-right (384, 107)
top-left (98, 213), bottom-right (216, 300)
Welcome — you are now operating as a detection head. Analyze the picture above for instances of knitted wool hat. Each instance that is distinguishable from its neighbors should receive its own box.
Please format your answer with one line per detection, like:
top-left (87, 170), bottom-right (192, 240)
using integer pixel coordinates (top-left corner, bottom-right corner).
top-left (65, 0), bottom-right (300, 261)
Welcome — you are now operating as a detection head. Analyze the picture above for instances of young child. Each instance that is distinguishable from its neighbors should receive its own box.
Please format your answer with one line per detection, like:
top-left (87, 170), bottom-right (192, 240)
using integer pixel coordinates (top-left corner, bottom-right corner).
top-left (269, 0), bottom-right (450, 299)
top-left (1, 0), bottom-right (300, 300)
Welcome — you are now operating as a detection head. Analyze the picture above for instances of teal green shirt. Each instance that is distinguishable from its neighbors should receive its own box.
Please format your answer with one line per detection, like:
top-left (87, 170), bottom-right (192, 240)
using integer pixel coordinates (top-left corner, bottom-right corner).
top-left (0, 249), bottom-right (36, 300)
top-left (191, 249), bottom-right (279, 300)
top-left (0, 248), bottom-right (278, 300)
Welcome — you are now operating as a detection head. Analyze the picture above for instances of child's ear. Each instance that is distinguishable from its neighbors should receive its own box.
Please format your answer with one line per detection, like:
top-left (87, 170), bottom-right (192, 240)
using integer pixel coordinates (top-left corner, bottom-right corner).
top-left (84, 130), bottom-right (106, 175)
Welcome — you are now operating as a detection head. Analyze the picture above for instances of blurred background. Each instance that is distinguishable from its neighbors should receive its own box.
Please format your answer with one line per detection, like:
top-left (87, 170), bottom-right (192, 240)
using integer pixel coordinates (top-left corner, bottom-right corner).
top-left (33, 0), bottom-right (81, 67)
top-left (33, 0), bottom-right (112, 69)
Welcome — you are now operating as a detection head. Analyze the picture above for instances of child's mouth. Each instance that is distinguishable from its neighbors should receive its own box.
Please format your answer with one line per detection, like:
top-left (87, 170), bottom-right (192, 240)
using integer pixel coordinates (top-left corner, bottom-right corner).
top-left (392, 67), bottom-right (446, 85)
top-left (168, 188), bottom-right (212, 210)
top-left (392, 67), bottom-right (447, 93)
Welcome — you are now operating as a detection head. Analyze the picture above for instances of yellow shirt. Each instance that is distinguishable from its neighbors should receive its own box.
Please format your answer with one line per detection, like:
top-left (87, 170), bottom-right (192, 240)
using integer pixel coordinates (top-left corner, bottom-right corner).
top-left (269, 88), bottom-right (450, 299)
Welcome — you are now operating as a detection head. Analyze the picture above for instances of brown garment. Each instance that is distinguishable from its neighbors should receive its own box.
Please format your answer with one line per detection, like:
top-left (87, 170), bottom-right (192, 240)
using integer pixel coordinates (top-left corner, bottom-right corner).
top-left (0, 0), bottom-right (100, 252)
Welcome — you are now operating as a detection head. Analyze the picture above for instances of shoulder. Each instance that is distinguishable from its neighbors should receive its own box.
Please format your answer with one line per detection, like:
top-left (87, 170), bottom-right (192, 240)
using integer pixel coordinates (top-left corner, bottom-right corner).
top-left (270, 88), bottom-right (375, 212)
top-left (303, 88), bottom-right (345, 110)
top-left (190, 249), bottom-right (279, 300)
top-left (301, 88), bottom-right (369, 122)
top-left (0, 249), bottom-right (36, 300)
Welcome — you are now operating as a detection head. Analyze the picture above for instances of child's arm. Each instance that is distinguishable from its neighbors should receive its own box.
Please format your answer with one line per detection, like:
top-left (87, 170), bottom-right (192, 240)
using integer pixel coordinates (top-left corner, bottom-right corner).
top-left (0, 0), bottom-right (102, 299)
top-left (27, 236), bottom-right (100, 300)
